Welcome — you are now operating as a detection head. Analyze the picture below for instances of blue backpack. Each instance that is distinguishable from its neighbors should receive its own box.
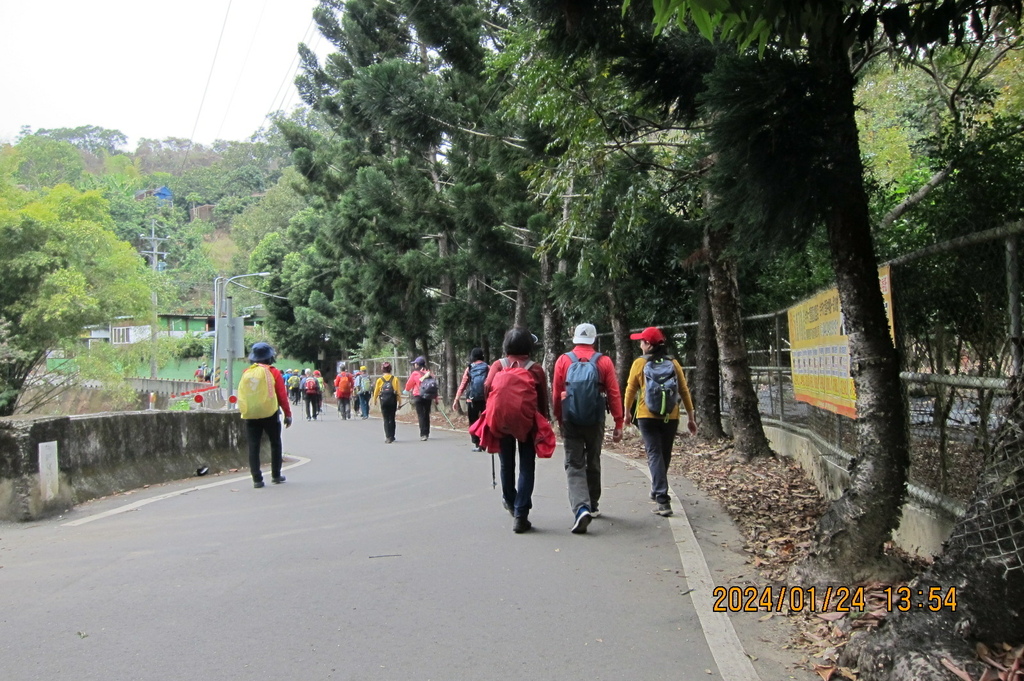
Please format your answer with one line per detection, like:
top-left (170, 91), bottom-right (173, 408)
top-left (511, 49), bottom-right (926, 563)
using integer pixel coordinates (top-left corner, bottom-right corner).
top-left (563, 352), bottom-right (605, 426)
top-left (643, 355), bottom-right (679, 419)
top-left (467, 362), bottom-right (489, 400)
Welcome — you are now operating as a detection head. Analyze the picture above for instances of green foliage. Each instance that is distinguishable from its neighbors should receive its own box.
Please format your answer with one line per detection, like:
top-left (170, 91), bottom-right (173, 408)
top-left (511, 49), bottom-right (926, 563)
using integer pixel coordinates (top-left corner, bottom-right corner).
top-left (32, 125), bottom-right (128, 155)
top-left (0, 179), bottom-right (152, 414)
top-left (12, 135), bottom-right (85, 188)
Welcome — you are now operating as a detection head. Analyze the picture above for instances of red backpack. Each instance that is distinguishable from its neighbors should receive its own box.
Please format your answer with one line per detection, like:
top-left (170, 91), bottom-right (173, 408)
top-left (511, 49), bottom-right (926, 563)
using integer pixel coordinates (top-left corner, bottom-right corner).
top-left (485, 359), bottom-right (538, 441)
top-left (335, 373), bottom-right (352, 397)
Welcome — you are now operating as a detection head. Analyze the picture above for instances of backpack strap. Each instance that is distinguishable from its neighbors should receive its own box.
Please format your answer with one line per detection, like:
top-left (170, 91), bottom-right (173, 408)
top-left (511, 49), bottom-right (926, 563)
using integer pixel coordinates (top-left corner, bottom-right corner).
top-left (500, 358), bottom-right (534, 370)
top-left (566, 351), bottom-right (578, 364)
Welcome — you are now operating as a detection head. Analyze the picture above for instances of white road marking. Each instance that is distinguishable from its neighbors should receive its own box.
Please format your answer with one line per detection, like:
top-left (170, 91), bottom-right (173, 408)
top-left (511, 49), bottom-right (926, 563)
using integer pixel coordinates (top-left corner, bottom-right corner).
top-left (61, 456), bottom-right (312, 527)
top-left (605, 449), bottom-right (762, 681)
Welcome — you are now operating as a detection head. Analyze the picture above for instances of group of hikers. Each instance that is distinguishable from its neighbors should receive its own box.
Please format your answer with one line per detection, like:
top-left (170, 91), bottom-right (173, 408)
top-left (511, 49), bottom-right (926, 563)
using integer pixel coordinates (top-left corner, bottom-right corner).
top-left (236, 322), bottom-right (697, 535)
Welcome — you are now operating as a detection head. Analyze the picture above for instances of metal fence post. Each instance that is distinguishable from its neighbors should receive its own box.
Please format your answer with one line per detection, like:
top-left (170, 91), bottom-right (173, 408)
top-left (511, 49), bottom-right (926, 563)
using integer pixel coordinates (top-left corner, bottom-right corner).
top-left (775, 311), bottom-right (785, 422)
top-left (1008, 234), bottom-right (1022, 377)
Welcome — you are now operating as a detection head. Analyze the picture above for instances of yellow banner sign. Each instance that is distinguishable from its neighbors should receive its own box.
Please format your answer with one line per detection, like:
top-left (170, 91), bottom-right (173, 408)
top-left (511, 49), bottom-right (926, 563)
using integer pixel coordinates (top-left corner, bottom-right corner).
top-left (787, 266), bottom-right (893, 419)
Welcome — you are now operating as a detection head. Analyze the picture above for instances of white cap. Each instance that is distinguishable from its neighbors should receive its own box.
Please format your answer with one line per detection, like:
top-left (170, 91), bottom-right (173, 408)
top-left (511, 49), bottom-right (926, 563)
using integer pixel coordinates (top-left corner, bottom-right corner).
top-left (572, 323), bottom-right (597, 345)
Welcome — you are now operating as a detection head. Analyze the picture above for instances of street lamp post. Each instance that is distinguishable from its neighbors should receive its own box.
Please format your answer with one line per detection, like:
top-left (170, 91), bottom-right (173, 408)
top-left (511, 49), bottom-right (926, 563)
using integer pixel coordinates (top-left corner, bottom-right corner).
top-left (213, 272), bottom-right (270, 408)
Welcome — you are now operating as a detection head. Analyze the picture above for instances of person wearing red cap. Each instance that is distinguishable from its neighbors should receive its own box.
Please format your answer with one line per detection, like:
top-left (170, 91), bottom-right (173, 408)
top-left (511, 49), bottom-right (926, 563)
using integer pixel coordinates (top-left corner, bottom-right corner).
top-left (623, 326), bottom-right (696, 517)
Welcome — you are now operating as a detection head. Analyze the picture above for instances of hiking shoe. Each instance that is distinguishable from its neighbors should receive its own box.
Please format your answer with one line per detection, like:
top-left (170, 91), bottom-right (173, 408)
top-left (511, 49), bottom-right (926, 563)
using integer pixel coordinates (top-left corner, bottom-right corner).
top-left (253, 480), bottom-right (265, 489)
top-left (471, 445), bottom-right (482, 452)
top-left (571, 508), bottom-right (593, 534)
top-left (590, 507), bottom-right (601, 518)
top-left (653, 502), bottom-right (673, 517)
top-left (420, 435), bottom-right (428, 441)
top-left (502, 499), bottom-right (514, 516)
top-left (272, 475), bottom-right (286, 484)
top-left (513, 516), bottom-right (532, 533)
top-left (649, 492), bottom-right (657, 501)
top-left (385, 438), bottom-right (394, 444)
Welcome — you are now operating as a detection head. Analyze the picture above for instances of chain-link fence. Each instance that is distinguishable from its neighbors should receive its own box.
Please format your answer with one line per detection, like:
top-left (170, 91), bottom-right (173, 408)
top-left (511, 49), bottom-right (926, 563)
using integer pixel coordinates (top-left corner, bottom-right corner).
top-left (716, 222), bottom-right (1024, 514)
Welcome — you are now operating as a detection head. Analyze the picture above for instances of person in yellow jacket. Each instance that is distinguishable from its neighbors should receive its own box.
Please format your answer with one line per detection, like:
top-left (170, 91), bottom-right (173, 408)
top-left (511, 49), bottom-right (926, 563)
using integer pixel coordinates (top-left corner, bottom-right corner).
top-left (372, 362), bottom-right (403, 443)
top-left (623, 326), bottom-right (697, 517)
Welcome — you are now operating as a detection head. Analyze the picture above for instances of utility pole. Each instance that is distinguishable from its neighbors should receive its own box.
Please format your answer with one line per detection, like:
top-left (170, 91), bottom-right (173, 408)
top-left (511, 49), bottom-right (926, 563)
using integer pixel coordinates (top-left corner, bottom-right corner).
top-left (139, 221), bottom-right (170, 381)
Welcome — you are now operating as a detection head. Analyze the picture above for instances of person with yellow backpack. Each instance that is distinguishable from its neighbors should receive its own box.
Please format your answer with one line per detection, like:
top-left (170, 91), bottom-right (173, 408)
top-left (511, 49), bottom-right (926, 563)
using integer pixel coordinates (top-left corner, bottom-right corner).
top-left (237, 342), bottom-right (293, 488)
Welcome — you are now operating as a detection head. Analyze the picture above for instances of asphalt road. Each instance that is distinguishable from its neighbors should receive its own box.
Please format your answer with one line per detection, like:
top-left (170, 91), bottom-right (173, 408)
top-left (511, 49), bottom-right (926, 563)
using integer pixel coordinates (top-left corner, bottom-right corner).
top-left (0, 414), bottom-right (762, 681)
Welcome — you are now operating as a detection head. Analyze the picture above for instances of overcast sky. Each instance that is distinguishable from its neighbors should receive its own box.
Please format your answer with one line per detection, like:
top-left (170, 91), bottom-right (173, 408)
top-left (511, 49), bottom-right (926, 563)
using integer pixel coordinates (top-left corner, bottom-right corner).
top-left (0, 0), bottom-right (329, 149)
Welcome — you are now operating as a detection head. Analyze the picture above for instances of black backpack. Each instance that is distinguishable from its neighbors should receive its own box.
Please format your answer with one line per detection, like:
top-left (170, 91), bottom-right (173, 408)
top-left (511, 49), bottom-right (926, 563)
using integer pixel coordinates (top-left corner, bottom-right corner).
top-left (420, 373), bottom-right (439, 400)
top-left (379, 377), bottom-right (398, 407)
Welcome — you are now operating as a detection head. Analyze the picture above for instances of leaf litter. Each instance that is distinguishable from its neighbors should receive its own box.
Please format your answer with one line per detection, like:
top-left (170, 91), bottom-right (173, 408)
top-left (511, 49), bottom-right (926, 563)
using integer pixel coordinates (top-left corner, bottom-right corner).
top-left (608, 431), bottom-right (1023, 680)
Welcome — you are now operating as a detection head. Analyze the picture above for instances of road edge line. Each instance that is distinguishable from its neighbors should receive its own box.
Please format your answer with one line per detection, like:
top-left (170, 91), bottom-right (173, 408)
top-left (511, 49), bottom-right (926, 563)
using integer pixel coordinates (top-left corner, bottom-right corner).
top-left (61, 456), bottom-right (312, 527)
top-left (605, 449), bottom-right (761, 681)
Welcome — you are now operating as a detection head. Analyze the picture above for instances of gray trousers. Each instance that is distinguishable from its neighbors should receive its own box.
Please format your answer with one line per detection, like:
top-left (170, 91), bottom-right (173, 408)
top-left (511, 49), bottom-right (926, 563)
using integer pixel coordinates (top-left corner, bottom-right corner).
top-left (562, 419), bottom-right (605, 515)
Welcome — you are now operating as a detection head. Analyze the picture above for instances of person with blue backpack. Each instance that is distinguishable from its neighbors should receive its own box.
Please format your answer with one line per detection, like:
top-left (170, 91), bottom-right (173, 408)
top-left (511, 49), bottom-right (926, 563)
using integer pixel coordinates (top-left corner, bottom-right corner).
top-left (552, 323), bottom-right (624, 534)
top-left (452, 348), bottom-right (490, 451)
top-left (623, 326), bottom-right (697, 517)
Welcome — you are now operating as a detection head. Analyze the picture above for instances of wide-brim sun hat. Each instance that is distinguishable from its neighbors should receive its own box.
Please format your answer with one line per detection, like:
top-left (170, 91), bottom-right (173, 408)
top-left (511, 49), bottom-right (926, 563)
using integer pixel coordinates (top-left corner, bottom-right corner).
top-left (573, 323), bottom-right (597, 345)
top-left (248, 342), bottom-right (276, 363)
top-left (629, 327), bottom-right (666, 345)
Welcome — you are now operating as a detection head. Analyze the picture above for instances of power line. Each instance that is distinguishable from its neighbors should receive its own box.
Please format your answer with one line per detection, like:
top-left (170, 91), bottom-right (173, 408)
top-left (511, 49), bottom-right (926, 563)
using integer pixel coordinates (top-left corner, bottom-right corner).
top-left (215, 0), bottom-right (270, 141)
top-left (260, 16), bottom-right (318, 133)
top-left (180, 0), bottom-right (236, 173)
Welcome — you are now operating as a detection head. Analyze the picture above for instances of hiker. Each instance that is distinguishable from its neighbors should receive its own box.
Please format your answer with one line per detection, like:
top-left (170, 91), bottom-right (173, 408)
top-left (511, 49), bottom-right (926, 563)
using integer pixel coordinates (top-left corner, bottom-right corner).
top-left (452, 347), bottom-right (489, 451)
top-left (303, 369), bottom-right (323, 421)
top-left (373, 362), bottom-right (403, 443)
top-left (482, 327), bottom-right (551, 534)
top-left (237, 342), bottom-right (292, 488)
top-left (623, 326), bottom-right (697, 517)
top-left (405, 357), bottom-right (439, 441)
top-left (314, 370), bottom-right (328, 417)
top-left (287, 370), bottom-right (302, 405)
top-left (334, 365), bottom-right (354, 420)
top-left (356, 365), bottom-right (372, 419)
top-left (551, 323), bottom-right (624, 534)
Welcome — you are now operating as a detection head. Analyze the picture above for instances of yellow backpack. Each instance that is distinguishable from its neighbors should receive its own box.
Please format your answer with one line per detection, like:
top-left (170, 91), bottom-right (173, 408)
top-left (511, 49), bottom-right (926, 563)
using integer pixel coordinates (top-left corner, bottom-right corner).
top-left (238, 364), bottom-right (278, 419)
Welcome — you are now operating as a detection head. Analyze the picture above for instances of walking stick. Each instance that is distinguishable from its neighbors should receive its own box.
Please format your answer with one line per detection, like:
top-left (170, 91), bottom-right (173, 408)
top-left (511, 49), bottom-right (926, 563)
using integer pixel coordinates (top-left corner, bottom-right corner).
top-left (491, 453), bottom-right (496, 488)
top-left (437, 401), bottom-right (456, 428)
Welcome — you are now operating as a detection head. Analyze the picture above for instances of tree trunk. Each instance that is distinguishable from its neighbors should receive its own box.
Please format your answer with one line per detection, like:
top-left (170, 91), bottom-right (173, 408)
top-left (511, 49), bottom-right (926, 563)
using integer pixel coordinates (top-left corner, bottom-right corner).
top-left (841, 381), bottom-right (1024, 680)
top-left (514, 274), bottom-right (528, 328)
top-left (438, 229), bottom-right (456, 401)
top-left (608, 288), bottom-right (632, 395)
top-left (540, 253), bottom-right (563, 379)
top-left (704, 223), bottom-right (775, 461)
top-left (694, 269), bottom-right (726, 439)
top-left (791, 46), bottom-right (911, 586)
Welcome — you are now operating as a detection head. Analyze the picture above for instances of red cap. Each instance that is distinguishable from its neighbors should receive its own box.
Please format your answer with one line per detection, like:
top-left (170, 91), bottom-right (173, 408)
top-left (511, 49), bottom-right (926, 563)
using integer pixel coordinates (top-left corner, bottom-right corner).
top-left (629, 327), bottom-right (666, 344)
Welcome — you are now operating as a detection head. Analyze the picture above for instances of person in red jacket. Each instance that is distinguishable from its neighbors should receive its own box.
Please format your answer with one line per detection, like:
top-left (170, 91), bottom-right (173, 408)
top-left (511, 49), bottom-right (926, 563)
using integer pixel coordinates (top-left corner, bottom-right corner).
top-left (551, 323), bottom-right (623, 534)
top-left (484, 327), bottom-right (550, 534)
top-left (242, 342), bottom-right (292, 489)
top-left (334, 365), bottom-right (354, 420)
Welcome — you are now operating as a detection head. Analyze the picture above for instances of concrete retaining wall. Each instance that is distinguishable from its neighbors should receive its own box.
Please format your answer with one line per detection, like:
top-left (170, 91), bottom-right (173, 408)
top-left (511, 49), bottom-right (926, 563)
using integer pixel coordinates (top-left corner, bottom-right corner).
top-left (0, 411), bottom-right (247, 521)
top-left (760, 422), bottom-right (959, 558)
